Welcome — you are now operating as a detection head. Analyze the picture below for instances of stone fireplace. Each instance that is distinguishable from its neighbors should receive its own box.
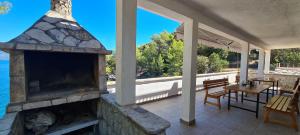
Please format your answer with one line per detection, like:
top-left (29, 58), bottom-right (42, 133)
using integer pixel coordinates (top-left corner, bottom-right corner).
top-left (0, 0), bottom-right (111, 134)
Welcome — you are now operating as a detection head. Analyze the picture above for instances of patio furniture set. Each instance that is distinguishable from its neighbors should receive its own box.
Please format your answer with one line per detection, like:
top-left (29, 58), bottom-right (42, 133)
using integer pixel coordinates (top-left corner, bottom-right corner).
top-left (204, 77), bottom-right (300, 131)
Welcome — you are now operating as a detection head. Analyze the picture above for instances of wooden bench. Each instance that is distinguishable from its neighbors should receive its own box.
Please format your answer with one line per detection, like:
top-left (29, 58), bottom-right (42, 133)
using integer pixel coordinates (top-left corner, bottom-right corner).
top-left (264, 85), bottom-right (300, 131)
top-left (204, 78), bottom-right (238, 109)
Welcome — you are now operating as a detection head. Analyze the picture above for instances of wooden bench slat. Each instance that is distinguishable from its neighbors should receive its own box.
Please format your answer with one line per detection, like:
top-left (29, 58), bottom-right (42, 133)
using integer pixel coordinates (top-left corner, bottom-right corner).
top-left (276, 96), bottom-right (288, 111)
top-left (209, 91), bottom-right (226, 97)
top-left (271, 96), bottom-right (284, 109)
top-left (282, 97), bottom-right (291, 112)
top-left (266, 95), bottom-right (280, 108)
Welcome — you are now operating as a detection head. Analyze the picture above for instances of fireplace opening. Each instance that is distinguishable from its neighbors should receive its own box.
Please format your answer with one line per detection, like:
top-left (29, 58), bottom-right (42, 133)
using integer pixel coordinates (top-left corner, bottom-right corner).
top-left (24, 51), bottom-right (99, 100)
top-left (23, 100), bottom-right (98, 135)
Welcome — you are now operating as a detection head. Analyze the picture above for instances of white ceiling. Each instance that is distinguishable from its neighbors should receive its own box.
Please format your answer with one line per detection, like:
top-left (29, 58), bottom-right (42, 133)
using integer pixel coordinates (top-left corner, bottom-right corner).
top-left (181, 0), bottom-right (300, 49)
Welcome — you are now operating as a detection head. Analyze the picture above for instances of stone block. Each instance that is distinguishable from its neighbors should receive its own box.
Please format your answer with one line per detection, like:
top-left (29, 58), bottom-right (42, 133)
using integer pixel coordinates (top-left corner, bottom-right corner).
top-left (36, 45), bottom-right (52, 51)
top-left (23, 101), bottom-right (51, 110)
top-left (98, 55), bottom-right (106, 75)
top-left (10, 76), bottom-right (26, 103)
top-left (81, 93), bottom-right (99, 101)
top-left (26, 29), bottom-right (55, 44)
top-left (51, 98), bottom-right (67, 105)
top-left (34, 21), bottom-right (55, 31)
top-left (16, 43), bottom-right (36, 50)
top-left (67, 95), bottom-right (82, 103)
top-left (99, 75), bottom-right (107, 92)
top-left (6, 104), bottom-right (22, 113)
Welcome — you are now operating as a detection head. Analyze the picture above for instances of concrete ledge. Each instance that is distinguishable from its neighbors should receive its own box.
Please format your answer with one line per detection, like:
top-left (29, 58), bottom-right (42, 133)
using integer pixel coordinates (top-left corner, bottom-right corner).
top-left (0, 112), bottom-right (23, 135)
top-left (99, 94), bottom-right (170, 135)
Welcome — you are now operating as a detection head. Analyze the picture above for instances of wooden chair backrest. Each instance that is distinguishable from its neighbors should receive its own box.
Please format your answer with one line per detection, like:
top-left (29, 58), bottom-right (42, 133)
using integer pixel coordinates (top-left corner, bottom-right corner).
top-left (203, 78), bottom-right (229, 90)
top-left (290, 84), bottom-right (300, 107)
top-left (293, 77), bottom-right (300, 90)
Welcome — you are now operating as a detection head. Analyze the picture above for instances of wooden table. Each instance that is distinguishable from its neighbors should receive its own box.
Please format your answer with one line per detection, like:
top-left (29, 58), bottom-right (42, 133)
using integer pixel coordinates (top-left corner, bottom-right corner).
top-left (227, 84), bottom-right (271, 118)
top-left (250, 77), bottom-right (280, 96)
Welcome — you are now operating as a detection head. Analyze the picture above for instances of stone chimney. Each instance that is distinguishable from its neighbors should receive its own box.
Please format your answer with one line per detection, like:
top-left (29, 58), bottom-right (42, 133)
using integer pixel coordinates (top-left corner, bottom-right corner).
top-left (51, 0), bottom-right (72, 17)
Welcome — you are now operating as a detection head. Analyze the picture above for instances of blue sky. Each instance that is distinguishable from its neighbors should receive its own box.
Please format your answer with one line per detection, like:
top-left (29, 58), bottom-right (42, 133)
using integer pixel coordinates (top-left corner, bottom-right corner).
top-left (0, 0), bottom-right (180, 60)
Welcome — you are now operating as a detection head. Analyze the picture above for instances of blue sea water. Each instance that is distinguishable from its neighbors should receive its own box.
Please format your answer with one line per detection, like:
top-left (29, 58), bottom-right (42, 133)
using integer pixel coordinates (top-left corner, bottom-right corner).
top-left (0, 60), bottom-right (9, 118)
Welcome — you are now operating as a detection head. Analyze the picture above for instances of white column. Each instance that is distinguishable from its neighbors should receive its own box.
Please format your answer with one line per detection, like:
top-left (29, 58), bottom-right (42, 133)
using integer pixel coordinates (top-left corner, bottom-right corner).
top-left (180, 19), bottom-right (198, 125)
top-left (264, 50), bottom-right (271, 74)
top-left (116, 0), bottom-right (137, 106)
top-left (240, 43), bottom-right (249, 84)
top-left (257, 49), bottom-right (265, 77)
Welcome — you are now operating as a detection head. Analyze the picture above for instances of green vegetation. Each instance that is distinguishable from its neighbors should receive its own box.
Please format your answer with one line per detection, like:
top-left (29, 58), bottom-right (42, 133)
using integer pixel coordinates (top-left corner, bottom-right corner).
top-left (271, 48), bottom-right (300, 68)
top-left (106, 31), bottom-right (235, 79)
top-left (0, 1), bottom-right (12, 15)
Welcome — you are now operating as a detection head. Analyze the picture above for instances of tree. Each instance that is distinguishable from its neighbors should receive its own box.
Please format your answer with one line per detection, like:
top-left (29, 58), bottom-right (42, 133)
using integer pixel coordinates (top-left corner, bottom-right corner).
top-left (106, 53), bottom-right (116, 75)
top-left (197, 56), bottom-right (209, 74)
top-left (208, 53), bottom-right (227, 72)
top-left (0, 1), bottom-right (12, 15)
top-left (165, 38), bottom-right (183, 76)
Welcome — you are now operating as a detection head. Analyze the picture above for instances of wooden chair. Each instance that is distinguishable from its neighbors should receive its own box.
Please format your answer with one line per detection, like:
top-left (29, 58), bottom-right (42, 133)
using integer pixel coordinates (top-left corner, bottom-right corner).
top-left (264, 84), bottom-right (300, 131)
top-left (204, 78), bottom-right (238, 109)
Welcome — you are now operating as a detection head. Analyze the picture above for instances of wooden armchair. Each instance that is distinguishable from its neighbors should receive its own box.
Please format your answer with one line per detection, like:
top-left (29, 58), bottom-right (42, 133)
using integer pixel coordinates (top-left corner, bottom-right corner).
top-left (204, 78), bottom-right (238, 109)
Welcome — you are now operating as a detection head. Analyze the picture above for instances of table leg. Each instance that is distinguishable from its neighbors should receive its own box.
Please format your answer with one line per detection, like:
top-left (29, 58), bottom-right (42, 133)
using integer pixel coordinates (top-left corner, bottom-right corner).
top-left (272, 82), bottom-right (275, 97)
top-left (241, 91), bottom-right (244, 103)
top-left (266, 88), bottom-right (269, 103)
top-left (228, 89), bottom-right (231, 110)
top-left (256, 93), bottom-right (260, 119)
top-left (276, 81), bottom-right (279, 94)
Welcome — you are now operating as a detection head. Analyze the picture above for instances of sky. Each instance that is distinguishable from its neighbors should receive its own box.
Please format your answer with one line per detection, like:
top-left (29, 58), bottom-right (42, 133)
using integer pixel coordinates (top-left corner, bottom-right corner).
top-left (0, 0), bottom-right (181, 60)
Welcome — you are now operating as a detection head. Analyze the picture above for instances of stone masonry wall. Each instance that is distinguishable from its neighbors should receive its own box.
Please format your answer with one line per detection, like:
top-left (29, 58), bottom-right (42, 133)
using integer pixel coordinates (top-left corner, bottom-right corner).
top-left (265, 73), bottom-right (300, 87)
top-left (98, 94), bottom-right (170, 135)
top-left (9, 51), bottom-right (27, 103)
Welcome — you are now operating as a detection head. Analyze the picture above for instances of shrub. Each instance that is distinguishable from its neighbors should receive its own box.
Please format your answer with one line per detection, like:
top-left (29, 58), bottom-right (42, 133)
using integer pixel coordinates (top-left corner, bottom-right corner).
top-left (197, 56), bottom-right (209, 74)
top-left (208, 53), bottom-right (223, 72)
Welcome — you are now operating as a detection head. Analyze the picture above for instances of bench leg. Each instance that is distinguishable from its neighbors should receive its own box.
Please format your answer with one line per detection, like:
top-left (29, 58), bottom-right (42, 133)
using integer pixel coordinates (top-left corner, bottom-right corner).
top-left (290, 112), bottom-right (298, 131)
top-left (296, 104), bottom-right (300, 115)
top-left (264, 109), bottom-right (271, 123)
top-left (218, 98), bottom-right (221, 110)
top-left (204, 94), bottom-right (207, 105)
top-left (235, 92), bottom-right (238, 102)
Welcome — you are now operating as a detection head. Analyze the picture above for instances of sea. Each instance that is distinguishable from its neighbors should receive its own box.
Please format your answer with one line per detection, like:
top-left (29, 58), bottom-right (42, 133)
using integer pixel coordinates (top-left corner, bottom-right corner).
top-left (0, 60), bottom-right (9, 118)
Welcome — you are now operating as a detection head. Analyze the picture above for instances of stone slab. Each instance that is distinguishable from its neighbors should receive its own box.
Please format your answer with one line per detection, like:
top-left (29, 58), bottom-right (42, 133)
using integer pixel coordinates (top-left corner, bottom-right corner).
top-left (51, 98), bottom-right (67, 106)
top-left (23, 101), bottom-right (52, 110)
top-left (6, 104), bottom-right (22, 113)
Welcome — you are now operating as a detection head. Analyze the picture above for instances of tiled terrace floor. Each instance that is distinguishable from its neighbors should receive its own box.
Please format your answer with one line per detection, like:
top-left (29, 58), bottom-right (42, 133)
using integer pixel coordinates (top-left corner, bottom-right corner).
top-left (141, 91), bottom-right (300, 135)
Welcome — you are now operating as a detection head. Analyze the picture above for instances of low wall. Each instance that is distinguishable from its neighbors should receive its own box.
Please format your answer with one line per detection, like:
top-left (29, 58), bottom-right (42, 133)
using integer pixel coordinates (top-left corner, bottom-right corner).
top-left (98, 94), bottom-right (170, 135)
top-left (108, 72), bottom-right (238, 104)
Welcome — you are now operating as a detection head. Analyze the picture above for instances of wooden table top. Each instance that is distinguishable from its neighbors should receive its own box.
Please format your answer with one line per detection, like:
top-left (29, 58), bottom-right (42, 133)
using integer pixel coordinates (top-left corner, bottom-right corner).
top-left (250, 77), bottom-right (280, 82)
top-left (227, 84), bottom-right (271, 94)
